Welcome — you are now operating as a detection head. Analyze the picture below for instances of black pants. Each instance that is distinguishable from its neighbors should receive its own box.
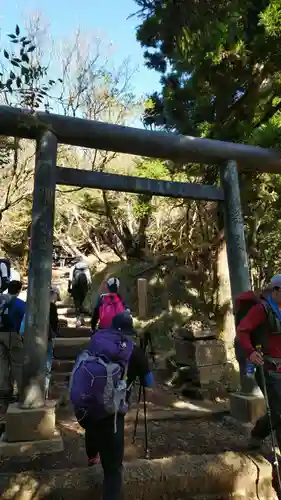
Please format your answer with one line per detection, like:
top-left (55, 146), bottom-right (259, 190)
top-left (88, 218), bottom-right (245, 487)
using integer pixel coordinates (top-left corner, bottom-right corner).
top-left (252, 369), bottom-right (281, 450)
top-left (76, 411), bottom-right (124, 500)
top-left (72, 286), bottom-right (87, 316)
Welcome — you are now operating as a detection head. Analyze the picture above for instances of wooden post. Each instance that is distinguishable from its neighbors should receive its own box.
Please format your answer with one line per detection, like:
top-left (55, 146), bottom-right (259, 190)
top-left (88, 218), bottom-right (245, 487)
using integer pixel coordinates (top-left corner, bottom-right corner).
top-left (138, 278), bottom-right (148, 319)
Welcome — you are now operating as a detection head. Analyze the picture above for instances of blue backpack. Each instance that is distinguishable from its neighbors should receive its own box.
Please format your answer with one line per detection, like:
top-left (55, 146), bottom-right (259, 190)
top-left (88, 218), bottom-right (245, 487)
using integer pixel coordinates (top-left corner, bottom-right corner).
top-left (69, 330), bottom-right (133, 429)
top-left (0, 297), bottom-right (17, 331)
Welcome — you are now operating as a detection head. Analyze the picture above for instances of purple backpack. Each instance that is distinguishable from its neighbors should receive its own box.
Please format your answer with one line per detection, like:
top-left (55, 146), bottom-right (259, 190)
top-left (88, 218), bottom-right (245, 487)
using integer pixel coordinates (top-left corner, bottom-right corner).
top-left (69, 329), bottom-right (134, 426)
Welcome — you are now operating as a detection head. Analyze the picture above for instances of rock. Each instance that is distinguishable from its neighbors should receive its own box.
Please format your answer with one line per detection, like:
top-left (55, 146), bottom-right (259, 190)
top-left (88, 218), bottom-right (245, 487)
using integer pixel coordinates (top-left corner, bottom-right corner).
top-left (175, 318), bottom-right (219, 340)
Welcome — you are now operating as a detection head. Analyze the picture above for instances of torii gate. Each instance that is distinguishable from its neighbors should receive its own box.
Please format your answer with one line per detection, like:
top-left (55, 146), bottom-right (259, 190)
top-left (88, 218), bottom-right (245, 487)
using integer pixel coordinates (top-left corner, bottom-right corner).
top-left (0, 104), bottom-right (280, 448)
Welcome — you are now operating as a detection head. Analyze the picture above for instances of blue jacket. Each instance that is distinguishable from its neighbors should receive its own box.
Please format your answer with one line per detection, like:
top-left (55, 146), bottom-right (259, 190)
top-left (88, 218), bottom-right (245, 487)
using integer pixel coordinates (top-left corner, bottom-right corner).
top-left (2, 297), bottom-right (26, 332)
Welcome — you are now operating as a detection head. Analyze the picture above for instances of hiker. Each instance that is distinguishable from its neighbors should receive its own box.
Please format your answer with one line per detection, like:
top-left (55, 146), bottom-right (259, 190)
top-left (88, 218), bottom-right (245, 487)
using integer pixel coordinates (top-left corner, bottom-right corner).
top-left (70, 312), bottom-right (153, 500)
top-left (0, 281), bottom-right (26, 333)
top-left (0, 280), bottom-right (26, 402)
top-left (20, 285), bottom-right (60, 398)
top-left (46, 286), bottom-right (60, 397)
top-left (234, 290), bottom-right (262, 381)
top-left (237, 275), bottom-right (281, 450)
top-left (68, 258), bottom-right (91, 327)
top-left (91, 277), bottom-right (130, 332)
top-left (0, 258), bottom-right (11, 293)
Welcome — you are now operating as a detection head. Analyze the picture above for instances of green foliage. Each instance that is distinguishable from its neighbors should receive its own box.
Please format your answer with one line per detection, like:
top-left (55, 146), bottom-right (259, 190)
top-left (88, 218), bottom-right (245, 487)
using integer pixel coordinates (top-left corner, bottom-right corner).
top-left (135, 158), bottom-right (170, 180)
top-left (135, 0), bottom-right (281, 142)
top-left (0, 25), bottom-right (61, 109)
top-left (134, 0), bottom-right (281, 288)
top-left (260, 1), bottom-right (281, 37)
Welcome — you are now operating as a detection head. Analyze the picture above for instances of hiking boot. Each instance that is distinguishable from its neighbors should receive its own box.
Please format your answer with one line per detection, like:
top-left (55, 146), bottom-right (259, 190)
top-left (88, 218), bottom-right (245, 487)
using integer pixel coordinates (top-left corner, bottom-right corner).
top-left (88, 455), bottom-right (100, 466)
top-left (248, 435), bottom-right (263, 450)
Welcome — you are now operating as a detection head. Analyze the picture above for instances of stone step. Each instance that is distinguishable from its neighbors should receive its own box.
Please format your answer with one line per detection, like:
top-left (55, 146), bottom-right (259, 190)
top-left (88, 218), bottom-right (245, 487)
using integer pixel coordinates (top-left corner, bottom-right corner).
top-left (51, 372), bottom-right (70, 384)
top-left (0, 452), bottom-right (274, 498)
top-left (49, 383), bottom-right (69, 402)
top-left (57, 307), bottom-right (77, 317)
top-left (58, 319), bottom-right (68, 329)
top-left (56, 301), bottom-right (71, 309)
top-left (52, 359), bottom-right (74, 373)
top-left (57, 306), bottom-right (91, 317)
top-left (53, 337), bottom-right (89, 360)
top-left (59, 317), bottom-right (91, 328)
top-left (58, 327), bottom-right (92, 338)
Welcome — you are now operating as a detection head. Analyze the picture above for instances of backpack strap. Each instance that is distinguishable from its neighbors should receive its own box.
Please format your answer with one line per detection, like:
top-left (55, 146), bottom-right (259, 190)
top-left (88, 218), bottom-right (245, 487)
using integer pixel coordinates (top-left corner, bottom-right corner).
top-left (252, 299), bottom-right (281, 352)
top-left (262, 300), bottom-right (281, 335)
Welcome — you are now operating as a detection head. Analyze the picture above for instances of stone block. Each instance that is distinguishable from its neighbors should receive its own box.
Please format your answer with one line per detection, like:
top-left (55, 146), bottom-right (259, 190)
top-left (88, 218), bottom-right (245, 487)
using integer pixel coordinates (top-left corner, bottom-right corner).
top-left (195, 364), bottom-right (225, 386)
top-left (5, 401), bottom-right (56, 442)
top-left (175, 363), bottom-right (225, 387)
top-left (230, 391), bottom-right (266, 423)
top-left (0, 428), bottom-right (63, 456)
top-left (175, 338), bottom-right (226, 366)
top-left (176, 319), bottom-right (219, 340)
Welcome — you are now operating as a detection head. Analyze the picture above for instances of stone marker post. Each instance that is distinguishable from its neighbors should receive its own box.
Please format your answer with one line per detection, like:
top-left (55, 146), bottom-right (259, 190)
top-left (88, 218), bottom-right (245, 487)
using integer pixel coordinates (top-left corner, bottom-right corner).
top-left (138, 278), bottom-right (148, 319)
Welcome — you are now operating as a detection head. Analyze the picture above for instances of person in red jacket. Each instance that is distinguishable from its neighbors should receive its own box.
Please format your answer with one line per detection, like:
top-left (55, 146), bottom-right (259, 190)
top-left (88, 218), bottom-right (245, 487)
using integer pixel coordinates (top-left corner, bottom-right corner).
top-left (238, 275), bottom-right (281, 449)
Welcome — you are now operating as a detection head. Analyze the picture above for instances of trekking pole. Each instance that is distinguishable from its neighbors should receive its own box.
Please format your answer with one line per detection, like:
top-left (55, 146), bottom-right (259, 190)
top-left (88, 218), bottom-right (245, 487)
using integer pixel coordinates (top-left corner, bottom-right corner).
top-left (132, 332), bottom-right (151, 458)
top-left (142, 383), bottom-right (150, 459)
top-left (132, 334), bottom-right (144, 444)
top-left (132, 383), bottom-right (142, 444)
top-left (257, 345), bottom-right (281, 495)
top-left (147, 331), bottom-right (156, 367)
top-left (132, 383), bottom-right (150, 459)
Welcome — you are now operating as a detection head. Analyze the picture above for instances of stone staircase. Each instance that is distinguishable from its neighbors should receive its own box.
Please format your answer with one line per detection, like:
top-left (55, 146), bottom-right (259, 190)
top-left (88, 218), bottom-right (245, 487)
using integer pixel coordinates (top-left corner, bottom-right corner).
top-left (50, 302), bottom-right (92, 401)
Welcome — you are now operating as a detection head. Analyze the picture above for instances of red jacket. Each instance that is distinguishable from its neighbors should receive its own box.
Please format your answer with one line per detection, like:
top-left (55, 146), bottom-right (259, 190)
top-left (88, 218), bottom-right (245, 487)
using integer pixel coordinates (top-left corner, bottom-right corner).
top-left (238, 300), bottom-right (281, 358)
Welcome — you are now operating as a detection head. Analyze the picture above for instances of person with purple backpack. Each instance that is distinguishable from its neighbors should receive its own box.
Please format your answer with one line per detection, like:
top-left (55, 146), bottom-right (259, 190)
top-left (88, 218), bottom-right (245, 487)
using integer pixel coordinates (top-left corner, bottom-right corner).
top-left (69, 311), bottom-right (153, 500)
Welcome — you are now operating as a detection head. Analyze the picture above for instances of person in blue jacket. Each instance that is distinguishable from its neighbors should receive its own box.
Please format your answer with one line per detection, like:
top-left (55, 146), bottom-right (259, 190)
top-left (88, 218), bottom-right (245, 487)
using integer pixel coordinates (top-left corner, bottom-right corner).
top-left (0, 280), bottom-right (26, 402)
top-left (0, 280), bottom-right (26, 332)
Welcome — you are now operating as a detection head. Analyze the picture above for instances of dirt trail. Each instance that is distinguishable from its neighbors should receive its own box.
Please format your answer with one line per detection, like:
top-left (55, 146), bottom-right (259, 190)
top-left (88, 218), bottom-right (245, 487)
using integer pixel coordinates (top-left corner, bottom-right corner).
top-left (0, 266), bottom-right (257, 475)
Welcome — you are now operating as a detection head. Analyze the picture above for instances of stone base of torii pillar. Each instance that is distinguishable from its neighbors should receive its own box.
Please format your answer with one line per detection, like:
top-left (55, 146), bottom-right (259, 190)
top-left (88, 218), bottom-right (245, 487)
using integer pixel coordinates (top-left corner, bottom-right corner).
top-left (0, 400), bottom-right (63, 457)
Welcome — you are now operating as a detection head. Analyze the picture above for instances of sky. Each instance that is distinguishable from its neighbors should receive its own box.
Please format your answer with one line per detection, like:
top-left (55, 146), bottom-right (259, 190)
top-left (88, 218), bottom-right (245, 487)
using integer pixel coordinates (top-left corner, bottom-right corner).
top-left (0, 0), bottom-right (161, 99)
